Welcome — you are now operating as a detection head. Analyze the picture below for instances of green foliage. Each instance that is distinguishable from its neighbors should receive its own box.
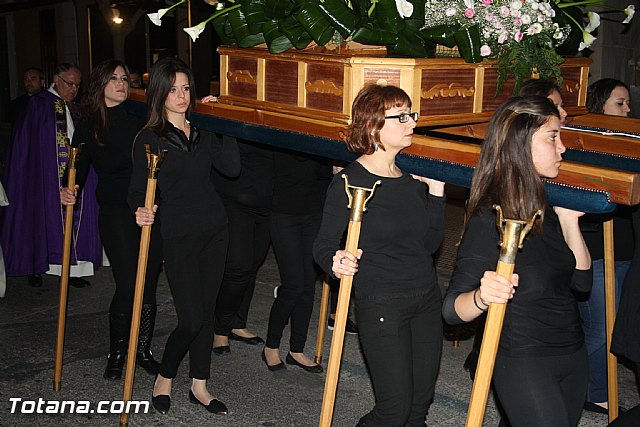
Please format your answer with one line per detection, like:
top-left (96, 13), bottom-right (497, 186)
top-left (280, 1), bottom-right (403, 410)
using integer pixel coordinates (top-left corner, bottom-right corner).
top-left (495, 35), bottom-right (565, 96)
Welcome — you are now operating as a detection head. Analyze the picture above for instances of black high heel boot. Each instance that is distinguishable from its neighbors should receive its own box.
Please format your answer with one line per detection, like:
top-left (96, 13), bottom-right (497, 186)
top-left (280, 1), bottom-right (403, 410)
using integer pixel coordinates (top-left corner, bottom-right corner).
top-left (104, 312), bottom-right (129, 380)
top-left (137, 304), bottom-right (160, 375)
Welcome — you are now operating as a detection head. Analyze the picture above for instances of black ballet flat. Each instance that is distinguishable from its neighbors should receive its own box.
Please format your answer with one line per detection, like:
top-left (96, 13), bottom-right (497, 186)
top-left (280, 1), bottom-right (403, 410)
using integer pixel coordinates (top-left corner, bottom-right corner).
top-left (285, 352), bottom-right (323, 373)
top-left (229, 332), bottom-right (264, 345)
top-left (188, 389), bottom-right (228, 415)
top-left (151, 394), bottom-right (170, 414)
top-left (261, 349), bottom-right (286, 371)
top-left (583, 401), bottom-right (626, 415)
top-left (212, 345), bottom-right (230, 355)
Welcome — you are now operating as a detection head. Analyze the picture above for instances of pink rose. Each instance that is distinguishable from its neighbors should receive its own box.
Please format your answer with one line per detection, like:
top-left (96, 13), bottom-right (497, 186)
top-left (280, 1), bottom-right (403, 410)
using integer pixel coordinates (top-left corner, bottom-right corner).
top-left (500, 6), bottom-right (510, 17)
top-left (464, 8), bottom-right (475, 18)
top-left (515, 31), bottom-right (523, 42)
top-left (480, 45), bottom-right (492, 56)
top-left (481, 0), bottom-right (492, 6)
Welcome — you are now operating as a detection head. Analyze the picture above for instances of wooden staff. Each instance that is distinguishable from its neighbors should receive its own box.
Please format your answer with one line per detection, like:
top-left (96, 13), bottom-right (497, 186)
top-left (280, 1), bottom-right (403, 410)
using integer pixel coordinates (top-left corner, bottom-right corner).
top-left (319, 174), bottom-right (380, 427)
top-left (465, 205), bottom-right (541, 427)
top-left (53, 142), bottom-right (82, 392)
top-left (314, 276), bottom-right (331, 364)
top-left (119, 145), bottom-right (164, 427)
top-left (603, 219), bottom-right (618, 422)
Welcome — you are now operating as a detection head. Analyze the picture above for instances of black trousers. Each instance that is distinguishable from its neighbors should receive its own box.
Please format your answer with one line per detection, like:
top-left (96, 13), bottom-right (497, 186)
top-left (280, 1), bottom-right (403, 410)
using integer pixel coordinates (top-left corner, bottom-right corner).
top-left (214, 201), bottom-right (270, 336)
top-left (493, 345), bottom-right (588, 427)
top-left (159, 228), bottom-right (228, 380)
top-left (356, 289), bottom-right (443, 427)
top-left (266, 212), bottom-right (320, 352)
top-left (98, 206), bottom-right (162, 314)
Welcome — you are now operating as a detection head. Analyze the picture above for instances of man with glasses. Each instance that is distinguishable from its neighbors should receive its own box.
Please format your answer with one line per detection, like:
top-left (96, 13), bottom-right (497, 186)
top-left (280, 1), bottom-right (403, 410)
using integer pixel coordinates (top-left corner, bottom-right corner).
top-left (1, 63), bottom-right (101, 288)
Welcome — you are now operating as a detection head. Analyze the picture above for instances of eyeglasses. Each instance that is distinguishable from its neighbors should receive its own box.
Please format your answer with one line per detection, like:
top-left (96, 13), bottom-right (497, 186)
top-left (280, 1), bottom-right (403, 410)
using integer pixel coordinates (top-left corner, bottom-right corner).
top-left (384, 112), bottom-right (419, 123)
top-left (57, 74), bottom-right (81, 89)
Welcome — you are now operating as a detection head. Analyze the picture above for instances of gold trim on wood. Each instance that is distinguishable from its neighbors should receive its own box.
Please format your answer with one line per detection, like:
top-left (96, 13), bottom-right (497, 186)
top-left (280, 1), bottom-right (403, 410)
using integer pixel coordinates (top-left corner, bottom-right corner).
top-left (227, 69), bottom-right (256, 85)
top-left (305, 80), bottom-right (343, 96)
top-left (421, 83), bottom-right (475, 99)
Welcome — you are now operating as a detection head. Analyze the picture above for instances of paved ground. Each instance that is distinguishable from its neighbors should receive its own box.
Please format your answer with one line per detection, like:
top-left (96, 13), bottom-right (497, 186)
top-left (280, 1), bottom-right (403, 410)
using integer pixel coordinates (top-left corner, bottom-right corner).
top-left (1, 198), bottom-right (638, 426)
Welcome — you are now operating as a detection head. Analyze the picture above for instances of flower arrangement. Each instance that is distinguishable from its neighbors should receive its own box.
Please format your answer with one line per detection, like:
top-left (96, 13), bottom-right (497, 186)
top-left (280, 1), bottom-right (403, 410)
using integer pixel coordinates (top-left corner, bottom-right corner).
top-left (146, 0), bottom-right (636, 95)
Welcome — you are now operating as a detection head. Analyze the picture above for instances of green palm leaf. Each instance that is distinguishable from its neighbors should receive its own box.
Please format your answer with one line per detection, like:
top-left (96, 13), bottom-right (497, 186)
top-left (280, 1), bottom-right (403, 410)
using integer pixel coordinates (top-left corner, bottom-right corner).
top-left (294, 1), bottom-right (337, 46)
top-left (211, 14), bottom-right (236, 45)
top-left (279, 14), bottom-right (314, 49)
top-left (241, 0), bottom-right (267, 34)
top-left (228, 7), bottom-right (266, 48)
top-left (263, 19), bottom-right (295, 53)
top-left (264, 0), bottom-right (294, 19)
top-left (318, 0), bottom-right (359, 38)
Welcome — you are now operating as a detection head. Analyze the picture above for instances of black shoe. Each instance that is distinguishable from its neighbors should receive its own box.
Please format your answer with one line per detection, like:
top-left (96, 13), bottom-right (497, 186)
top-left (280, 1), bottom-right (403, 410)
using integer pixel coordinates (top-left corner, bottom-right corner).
top-left (103, 351), bottom-right (126, 380)
top-left (261, 349), bottom-right (286, 371)
top-left (152, 375), bottom-right (171, 414)
top-left (27, 274), bottom-right (43, 287)
top-left (188, 389), bottom-right (228, 415)
top-left (213, 345), bottom-right (230, 355)
top-left (328, 317), bottom-right (358, 335)
top-left (285, 352), bottom-right (323, 373)
top-left (229, 331), bottom-right (264, 345)
top-left (69, 277), bottom-right (91, 288)
top-left (104, 312), bottom-right (129, 380)
top-left (583, 401), bottom-right (626, 415)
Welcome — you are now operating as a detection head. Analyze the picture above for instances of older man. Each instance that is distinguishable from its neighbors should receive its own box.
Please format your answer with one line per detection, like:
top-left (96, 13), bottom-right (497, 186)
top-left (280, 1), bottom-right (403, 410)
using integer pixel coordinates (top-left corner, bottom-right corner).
top-left (1, 63), bottom-right (101, 287)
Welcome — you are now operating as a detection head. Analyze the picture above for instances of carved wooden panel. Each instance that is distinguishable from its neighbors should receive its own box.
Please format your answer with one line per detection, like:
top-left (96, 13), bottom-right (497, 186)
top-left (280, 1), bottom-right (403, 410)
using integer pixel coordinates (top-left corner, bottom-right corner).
top-left (363, 68), bottom-right (401, 87)
top-left (306, 64), bottom-right (343, 112)
top-left (228, 57), bottom-right (257, 99)
top-left (560, 67), bottom-right (582, 107)
top-left (265, 59), bottom-right (298, 106)
top-left (482, 68), bottom-right (514, 111)
top-left (420, 69), bottom-right (475, 116)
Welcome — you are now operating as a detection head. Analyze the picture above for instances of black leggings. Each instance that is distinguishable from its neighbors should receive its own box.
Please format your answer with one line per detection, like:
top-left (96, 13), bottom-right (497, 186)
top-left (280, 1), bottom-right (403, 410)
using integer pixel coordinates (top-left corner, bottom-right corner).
top-left (265, 212), bottom-right (320, 352)
top-left (493, 345), bottom-right (588, 427)
top-left (214, 201), bottom-right (270, 336)
top-left (355, 290), bottom-right (442, 427)
top-left (159, 229), bottom-right (228, 380)
top-left (98, 206), bottom-right (162, 314)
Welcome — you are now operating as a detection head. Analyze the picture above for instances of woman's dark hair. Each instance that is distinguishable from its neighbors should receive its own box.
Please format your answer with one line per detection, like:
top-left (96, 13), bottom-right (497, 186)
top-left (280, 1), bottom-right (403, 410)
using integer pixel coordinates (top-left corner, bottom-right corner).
top-left (347, 84), bottom-right (411, 155)
top-left (144, 57), bottom-right (196, 135)
top-left (467, 96), bottom-right (560, 234)
top-left (586, 78), bottom-right (629, 114)
top-left (519, 79), bottom-right (561, 98)
top-left (81, 59), bottom-right (129, 145)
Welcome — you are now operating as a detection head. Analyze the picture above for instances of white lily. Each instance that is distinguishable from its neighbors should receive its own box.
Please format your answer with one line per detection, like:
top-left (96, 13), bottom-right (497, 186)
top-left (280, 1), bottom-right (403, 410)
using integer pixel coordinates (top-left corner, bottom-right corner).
top-left (395, 0), bottom-right (414, 18)
top-left (184, 22), bottom-right (208, 42)
top-left (623, 5), bottom-right (635, 24)
top-left (578, 30), bottom-right (596, 51)
top-left (584, 11), bottom-right (600, 32)
top-left (147, 0), bottom-right (187, 27)
top-left (463, 0), bottom-right (475, 8)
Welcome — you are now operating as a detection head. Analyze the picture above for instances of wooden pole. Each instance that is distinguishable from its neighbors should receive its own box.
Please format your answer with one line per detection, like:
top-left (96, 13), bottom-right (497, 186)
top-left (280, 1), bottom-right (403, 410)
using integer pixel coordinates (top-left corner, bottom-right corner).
top-left (314, 276), bottom-right (331, 364)
top-left (603, 219), bottom-right (618, 422)
top-left (319, 175), bottom-right (380, 427)
top-left (465, 206), bottom-right (541, 427)
top-left (119, 146), bottom-right (164, 427)
top-left (53, 142), bottom-right (81, 392)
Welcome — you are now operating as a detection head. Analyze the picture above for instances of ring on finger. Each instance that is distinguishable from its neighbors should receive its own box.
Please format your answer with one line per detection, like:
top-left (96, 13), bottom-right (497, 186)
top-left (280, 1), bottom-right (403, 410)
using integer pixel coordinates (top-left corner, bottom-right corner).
top-left (339, 257), bottom-right (345, 265)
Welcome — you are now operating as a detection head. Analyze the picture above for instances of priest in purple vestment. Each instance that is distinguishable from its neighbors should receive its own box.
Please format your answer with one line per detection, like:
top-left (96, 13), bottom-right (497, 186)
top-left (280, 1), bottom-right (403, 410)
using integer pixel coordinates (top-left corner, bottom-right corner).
top-left (0, 63), bottom-right (101, 287)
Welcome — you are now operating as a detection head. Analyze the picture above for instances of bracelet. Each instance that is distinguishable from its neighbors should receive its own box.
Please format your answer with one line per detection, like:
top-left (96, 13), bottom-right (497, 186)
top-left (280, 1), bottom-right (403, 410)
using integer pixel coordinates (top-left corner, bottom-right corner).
top-left (473, 288), bottom-right (489, 312)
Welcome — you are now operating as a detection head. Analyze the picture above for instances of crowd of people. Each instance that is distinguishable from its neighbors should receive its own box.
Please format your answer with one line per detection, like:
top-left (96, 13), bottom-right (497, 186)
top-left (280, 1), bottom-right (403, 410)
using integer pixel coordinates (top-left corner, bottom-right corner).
top-left (1, 55), bottom-right (638, 426)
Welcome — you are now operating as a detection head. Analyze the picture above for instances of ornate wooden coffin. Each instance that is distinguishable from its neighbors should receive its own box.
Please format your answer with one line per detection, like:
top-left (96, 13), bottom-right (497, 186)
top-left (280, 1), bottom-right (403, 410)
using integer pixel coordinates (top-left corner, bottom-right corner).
top-left (218, 46), bottom-right (591, 127)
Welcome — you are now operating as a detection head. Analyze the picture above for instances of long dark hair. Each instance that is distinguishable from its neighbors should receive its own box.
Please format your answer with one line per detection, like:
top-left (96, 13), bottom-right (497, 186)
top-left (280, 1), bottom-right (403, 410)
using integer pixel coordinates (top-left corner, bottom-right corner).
top-left (81, 59), bottom-right (129, 145)
top-left (518, 79), bottom-right (560, 98)
top-left (144, 57), bottom-right (196, 135)
top-left (467, 96), bottom-right (559, 234)
top-left (347, 84), bottom-right (411, 155)
top-left (586, 78), bottom-right (629, 114)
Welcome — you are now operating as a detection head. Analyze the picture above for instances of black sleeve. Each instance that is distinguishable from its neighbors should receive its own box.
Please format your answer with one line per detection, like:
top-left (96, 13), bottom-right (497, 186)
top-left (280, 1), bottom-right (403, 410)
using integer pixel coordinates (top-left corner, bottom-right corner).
top-left (127, 131), bottom-right (158, 213)
top-left (207, 132), bottom-right (240, 178)
top-left (424, 193), bottom-right (446, 254)
top-left (68, 121), bottom-right (92, 189)
top-left (313, 175), bottom-right (350, 279)
top-left (442, 213), bottom-right (499, 325)
top-left (569, 268), bottom-right (593, 293)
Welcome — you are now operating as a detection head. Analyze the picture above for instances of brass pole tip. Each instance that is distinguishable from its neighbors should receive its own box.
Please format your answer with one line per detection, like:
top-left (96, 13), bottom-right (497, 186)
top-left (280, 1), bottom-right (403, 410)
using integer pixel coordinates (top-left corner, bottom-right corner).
top-left (53, 380), bottom-right (61, 392)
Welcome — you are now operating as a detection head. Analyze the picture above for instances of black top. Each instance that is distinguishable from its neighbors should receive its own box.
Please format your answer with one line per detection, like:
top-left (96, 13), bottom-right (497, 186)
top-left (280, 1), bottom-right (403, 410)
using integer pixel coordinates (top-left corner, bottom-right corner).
top-left (211, 139), bottom-right (274, 208)
top-left (313, 161), bottom-right (446, 300)
top-left (443, 207), bottom-right (593, 357)
top-left (128, 123), bottom-right (240, 239)
top-left (72, 103), bottom-right (145, 207)
top-left (581, 206), bottom-right (635, 261)
top-left (271, 150), bottom-right (331, 215)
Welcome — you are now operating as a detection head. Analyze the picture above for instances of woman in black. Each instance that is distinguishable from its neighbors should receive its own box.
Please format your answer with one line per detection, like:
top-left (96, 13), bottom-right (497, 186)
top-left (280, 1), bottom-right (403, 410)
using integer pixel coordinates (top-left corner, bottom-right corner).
top-left (442, 96), bottom-right (592, 427)
top-left (313, 84), bottom-right (445, 426)
top-left (60, 59), bottom-right (163, 380)
top-left (261, 150), bottom-right (327, 373)
top-left (129, 58), bottom-right (239, 415)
